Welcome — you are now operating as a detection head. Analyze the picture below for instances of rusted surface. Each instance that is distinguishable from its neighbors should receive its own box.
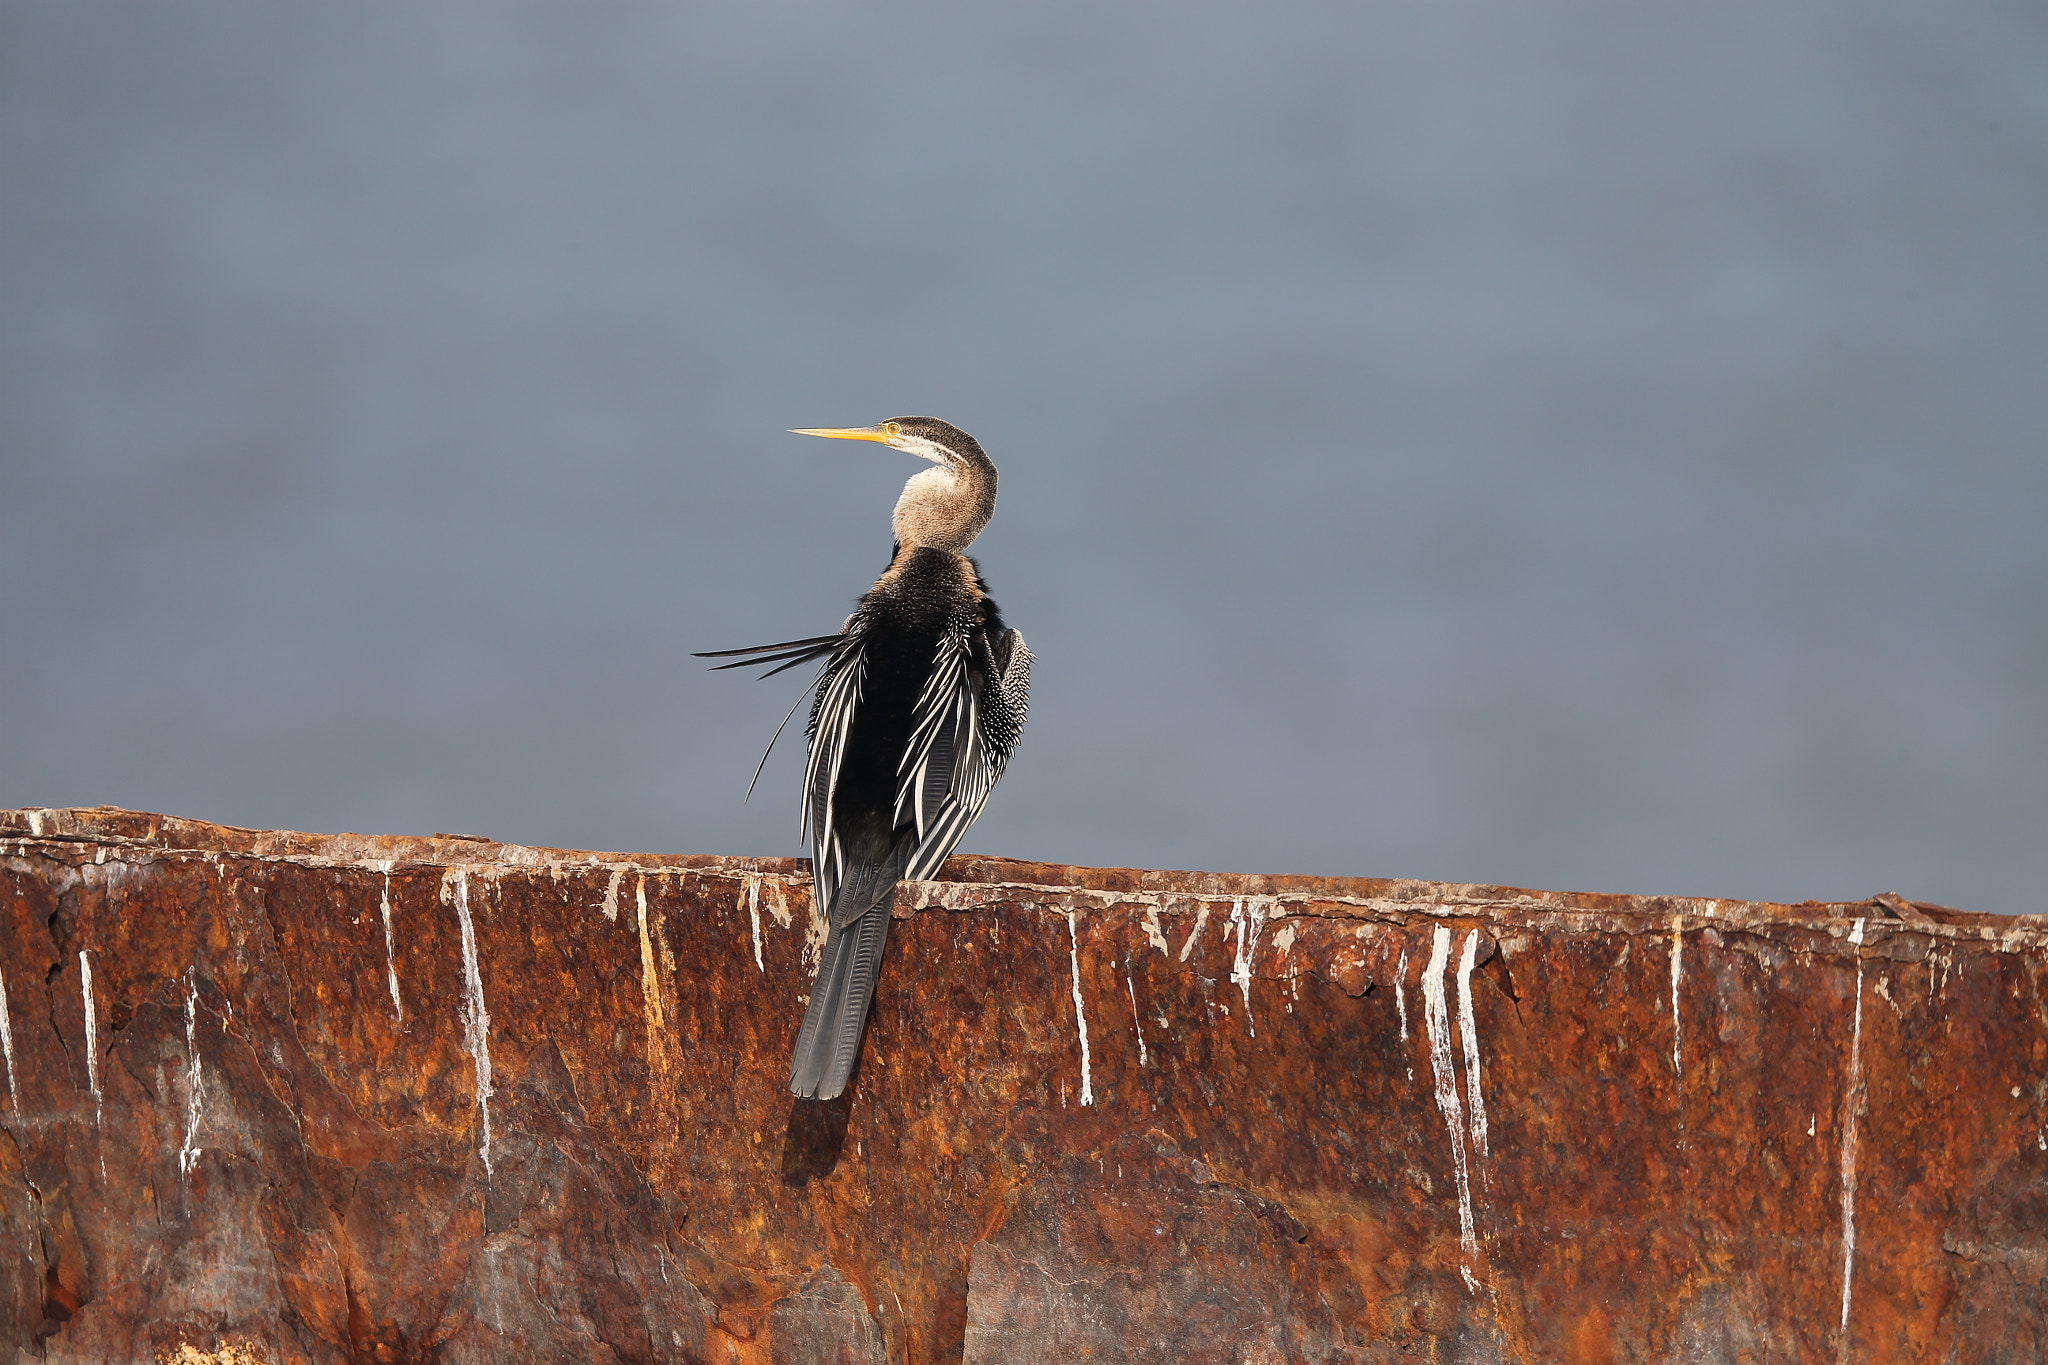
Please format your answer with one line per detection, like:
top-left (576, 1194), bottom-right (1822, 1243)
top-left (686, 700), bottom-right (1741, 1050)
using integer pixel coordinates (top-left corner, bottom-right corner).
top-left (0, 805), bottom-right (2042, 1363)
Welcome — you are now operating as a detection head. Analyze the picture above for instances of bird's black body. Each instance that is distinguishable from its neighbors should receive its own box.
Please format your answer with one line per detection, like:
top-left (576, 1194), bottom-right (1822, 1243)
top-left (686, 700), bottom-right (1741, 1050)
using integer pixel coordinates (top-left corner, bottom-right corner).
top-left (822, 549), bottom-right (976, 868)
top-left (697, 418), bottom-right (1030, 1100)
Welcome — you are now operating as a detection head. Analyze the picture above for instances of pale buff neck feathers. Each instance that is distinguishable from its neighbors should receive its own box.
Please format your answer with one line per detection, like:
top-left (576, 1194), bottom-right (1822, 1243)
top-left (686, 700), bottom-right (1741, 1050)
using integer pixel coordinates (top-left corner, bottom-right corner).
top-left (893, 457), bottom-right (996, 554)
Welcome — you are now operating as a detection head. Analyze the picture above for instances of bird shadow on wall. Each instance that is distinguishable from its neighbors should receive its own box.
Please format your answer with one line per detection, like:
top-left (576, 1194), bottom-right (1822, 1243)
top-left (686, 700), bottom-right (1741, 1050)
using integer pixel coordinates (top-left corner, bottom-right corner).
top-left (781, 1080), bottom-right (859, 1186)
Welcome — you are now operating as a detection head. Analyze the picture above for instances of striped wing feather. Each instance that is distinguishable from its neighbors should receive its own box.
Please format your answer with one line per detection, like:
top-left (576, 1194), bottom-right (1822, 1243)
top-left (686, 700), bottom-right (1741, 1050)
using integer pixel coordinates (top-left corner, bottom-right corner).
top-left (895, 620), bottom-right (1023, 883)
top-left (801, 632), bottom-right (867, 917)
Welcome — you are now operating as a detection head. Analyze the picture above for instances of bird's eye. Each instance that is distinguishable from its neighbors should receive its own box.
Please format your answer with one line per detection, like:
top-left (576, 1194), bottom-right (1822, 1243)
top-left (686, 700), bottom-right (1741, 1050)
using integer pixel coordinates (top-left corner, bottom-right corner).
top-left (883, 421), bottom-right (902, 439)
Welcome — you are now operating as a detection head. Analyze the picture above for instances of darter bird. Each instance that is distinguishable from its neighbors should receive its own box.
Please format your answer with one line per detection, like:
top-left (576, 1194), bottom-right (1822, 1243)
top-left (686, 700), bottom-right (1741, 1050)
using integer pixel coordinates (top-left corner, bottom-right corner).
top-left (696, 418), bottom-right (1032, 1100)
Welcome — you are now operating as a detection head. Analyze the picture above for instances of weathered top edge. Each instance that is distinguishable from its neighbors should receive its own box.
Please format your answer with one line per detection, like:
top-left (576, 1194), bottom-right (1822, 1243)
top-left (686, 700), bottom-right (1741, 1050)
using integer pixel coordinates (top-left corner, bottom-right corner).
top-left (0, 806), bottom-right (2018, 935)
top-left (0, 805), bottom-right (775, 874)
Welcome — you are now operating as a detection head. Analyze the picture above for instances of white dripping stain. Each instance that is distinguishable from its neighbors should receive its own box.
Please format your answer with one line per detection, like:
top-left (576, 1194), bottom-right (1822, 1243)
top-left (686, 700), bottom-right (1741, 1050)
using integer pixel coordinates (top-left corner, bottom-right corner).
top-left (1270, 921), bottom-right (1297, 957)
top-left (1142, 907), bottom-right (1171, 956)
top-left (1421, 925), bottom-right (1479, 1292)
top-left (1272, 919), bottom-right (1301, 1010)
top-left (801, 876), bottom-right (830, 978)
top-left (80, 950), bottom-right (101, 1127)
top-left (767, 881), bottom-right (793, 931)
top-left (1229, 897), bottom-right (1266, 1037)
top-left (452, 871), bottom-right (495, 1178)
top-left (1066, 910), bottom-right (1094, 1106)
top-left (637, 877), bottom-right (668, 1069)
top-left (379, 863), bottom-right (404, 1026)
top-left (1178, 903), bottom-right (1210, 963)
top-left (0, 966), bottom-right (18, 1114)
top-left (1125, 960), bottom-right (1148, 1068)
top-left (1456, 930), bottom-right (1489, 1159)
top-left (1396, 948), bottom-right (1411, 1043)
top-left (1670, 915), bottom-right (1684, 1089)
top-left (600, 868), bottom-right (624, 923)
top-left (1839, 917), bottom-right (1867, 1340)
top-left (744, 875), bottom-right (764, 972)
top-left (178, 973), bottom-right (205, 1178)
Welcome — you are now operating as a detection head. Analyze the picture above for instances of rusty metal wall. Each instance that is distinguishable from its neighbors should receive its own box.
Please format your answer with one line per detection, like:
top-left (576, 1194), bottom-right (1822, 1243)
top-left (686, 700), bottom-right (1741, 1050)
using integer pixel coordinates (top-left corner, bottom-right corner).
top-left (1, 807), bottom-right (2042, 1362)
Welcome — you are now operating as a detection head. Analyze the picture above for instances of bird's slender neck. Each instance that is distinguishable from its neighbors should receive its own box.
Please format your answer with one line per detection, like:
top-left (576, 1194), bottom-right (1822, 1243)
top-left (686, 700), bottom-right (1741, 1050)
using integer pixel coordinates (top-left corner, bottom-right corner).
top-left (892, 444), bottom-right (997, 554)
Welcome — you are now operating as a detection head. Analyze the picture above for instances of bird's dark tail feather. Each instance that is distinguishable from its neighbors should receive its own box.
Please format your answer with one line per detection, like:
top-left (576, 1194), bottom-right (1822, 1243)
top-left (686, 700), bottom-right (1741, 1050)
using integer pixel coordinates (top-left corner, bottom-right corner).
top-left (787, 836), bottom-right (914, 1100)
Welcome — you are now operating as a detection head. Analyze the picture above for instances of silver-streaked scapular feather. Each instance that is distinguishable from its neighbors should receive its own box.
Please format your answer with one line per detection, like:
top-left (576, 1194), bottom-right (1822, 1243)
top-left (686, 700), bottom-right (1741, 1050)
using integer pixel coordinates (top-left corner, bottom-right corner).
top-left (695, 417), bottom-right (1031, 1100)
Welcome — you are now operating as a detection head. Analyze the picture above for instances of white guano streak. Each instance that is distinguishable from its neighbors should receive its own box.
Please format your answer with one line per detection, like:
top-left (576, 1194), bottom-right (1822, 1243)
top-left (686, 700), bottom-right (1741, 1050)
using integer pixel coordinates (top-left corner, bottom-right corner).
top-left (1142, 907), bottom-right (1171, 956)
top-left (1067, 911), bottom-right (1094, 1106)
top-left (454, 871), bottom-right (495, 1177)
top-left (802, 884), bottom-right (830, 979)
top-left (380, 865), bottom-right (404, 1025)
top-left (80, 950), bottom-right (101, 1125)
top-left (1421, 925), bottom-right (1478, 1288)
top-left (1229, 897), bottom-right (1265, 1037)
top-left (1839, 917), bottom-right (1867, 1337)
top-left (178, 975), bottom-right (205, 1177)
top-left (746, 876), bottom-right (764, 972)
top-left (0, 966), bottom-right (19, 1114)
top-left (1178, 903), bottom-right (1210, 963)
top-left (1670, 916), bottom-right (1684, 1086)
top-left (1456, 930), bottom-right (1489, 1159)
top-left (637, 877), bottom-right (668, 1070)
top-left (1126, 964), bottom-right (1148, 1068)
top-left (1396, 948), bottom-right (1410, 1042)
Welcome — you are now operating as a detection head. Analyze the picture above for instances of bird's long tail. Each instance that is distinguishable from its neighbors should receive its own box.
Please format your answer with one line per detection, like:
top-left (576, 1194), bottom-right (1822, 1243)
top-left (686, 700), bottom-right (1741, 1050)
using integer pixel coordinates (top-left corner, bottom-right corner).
top-left (788, 836), bottom-right (914, 1099)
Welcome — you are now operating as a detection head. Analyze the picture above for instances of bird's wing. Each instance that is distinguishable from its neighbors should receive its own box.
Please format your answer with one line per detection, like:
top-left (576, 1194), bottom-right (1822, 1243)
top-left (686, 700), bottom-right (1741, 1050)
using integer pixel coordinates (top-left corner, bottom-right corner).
top-left (978, 626), bottom-right (1032, 771)
top-left (695, 626), bottom-right (854, 797)
top-left (694, 632), bottom-right (843, 658)
top-left (894, 622), bottom-right (974, 835)
top-left (693, 632), bottom-right (845, 679)
top-left (801, 626), bottom-right (869, 916)
top-left (896, 621), bottom-right (1032, 882)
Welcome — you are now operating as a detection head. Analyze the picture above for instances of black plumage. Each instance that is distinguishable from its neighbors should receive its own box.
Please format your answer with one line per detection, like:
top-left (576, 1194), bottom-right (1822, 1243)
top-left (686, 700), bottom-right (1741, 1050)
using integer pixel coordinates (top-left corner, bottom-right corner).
top-left (696, 417), bottom-right (1031, 1100)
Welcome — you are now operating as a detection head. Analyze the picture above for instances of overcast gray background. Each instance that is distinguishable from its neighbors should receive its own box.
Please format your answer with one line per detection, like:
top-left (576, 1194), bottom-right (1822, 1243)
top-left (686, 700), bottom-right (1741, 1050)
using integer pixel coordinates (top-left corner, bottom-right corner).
top-left (4, 3), bottom-right (2044, 912)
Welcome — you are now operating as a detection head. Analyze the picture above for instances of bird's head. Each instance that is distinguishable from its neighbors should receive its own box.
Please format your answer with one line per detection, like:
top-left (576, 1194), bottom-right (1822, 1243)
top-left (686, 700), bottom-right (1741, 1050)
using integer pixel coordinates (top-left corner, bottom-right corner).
top-left (790, 417), bottom-right (983, 467)
top-left (791, 417), bottom-right (997, 553)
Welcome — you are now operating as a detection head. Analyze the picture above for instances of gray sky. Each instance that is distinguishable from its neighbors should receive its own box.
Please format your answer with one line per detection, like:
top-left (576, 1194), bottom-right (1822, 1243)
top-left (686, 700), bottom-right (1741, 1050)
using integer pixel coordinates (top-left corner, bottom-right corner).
top-left (4, 3), bottom-right (2044, 912)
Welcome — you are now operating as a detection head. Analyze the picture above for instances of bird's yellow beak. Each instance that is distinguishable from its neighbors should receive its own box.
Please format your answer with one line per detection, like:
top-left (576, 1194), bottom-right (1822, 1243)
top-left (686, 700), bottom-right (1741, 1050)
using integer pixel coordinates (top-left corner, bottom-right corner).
top-left (790, 423), bottom-right (901, 445)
